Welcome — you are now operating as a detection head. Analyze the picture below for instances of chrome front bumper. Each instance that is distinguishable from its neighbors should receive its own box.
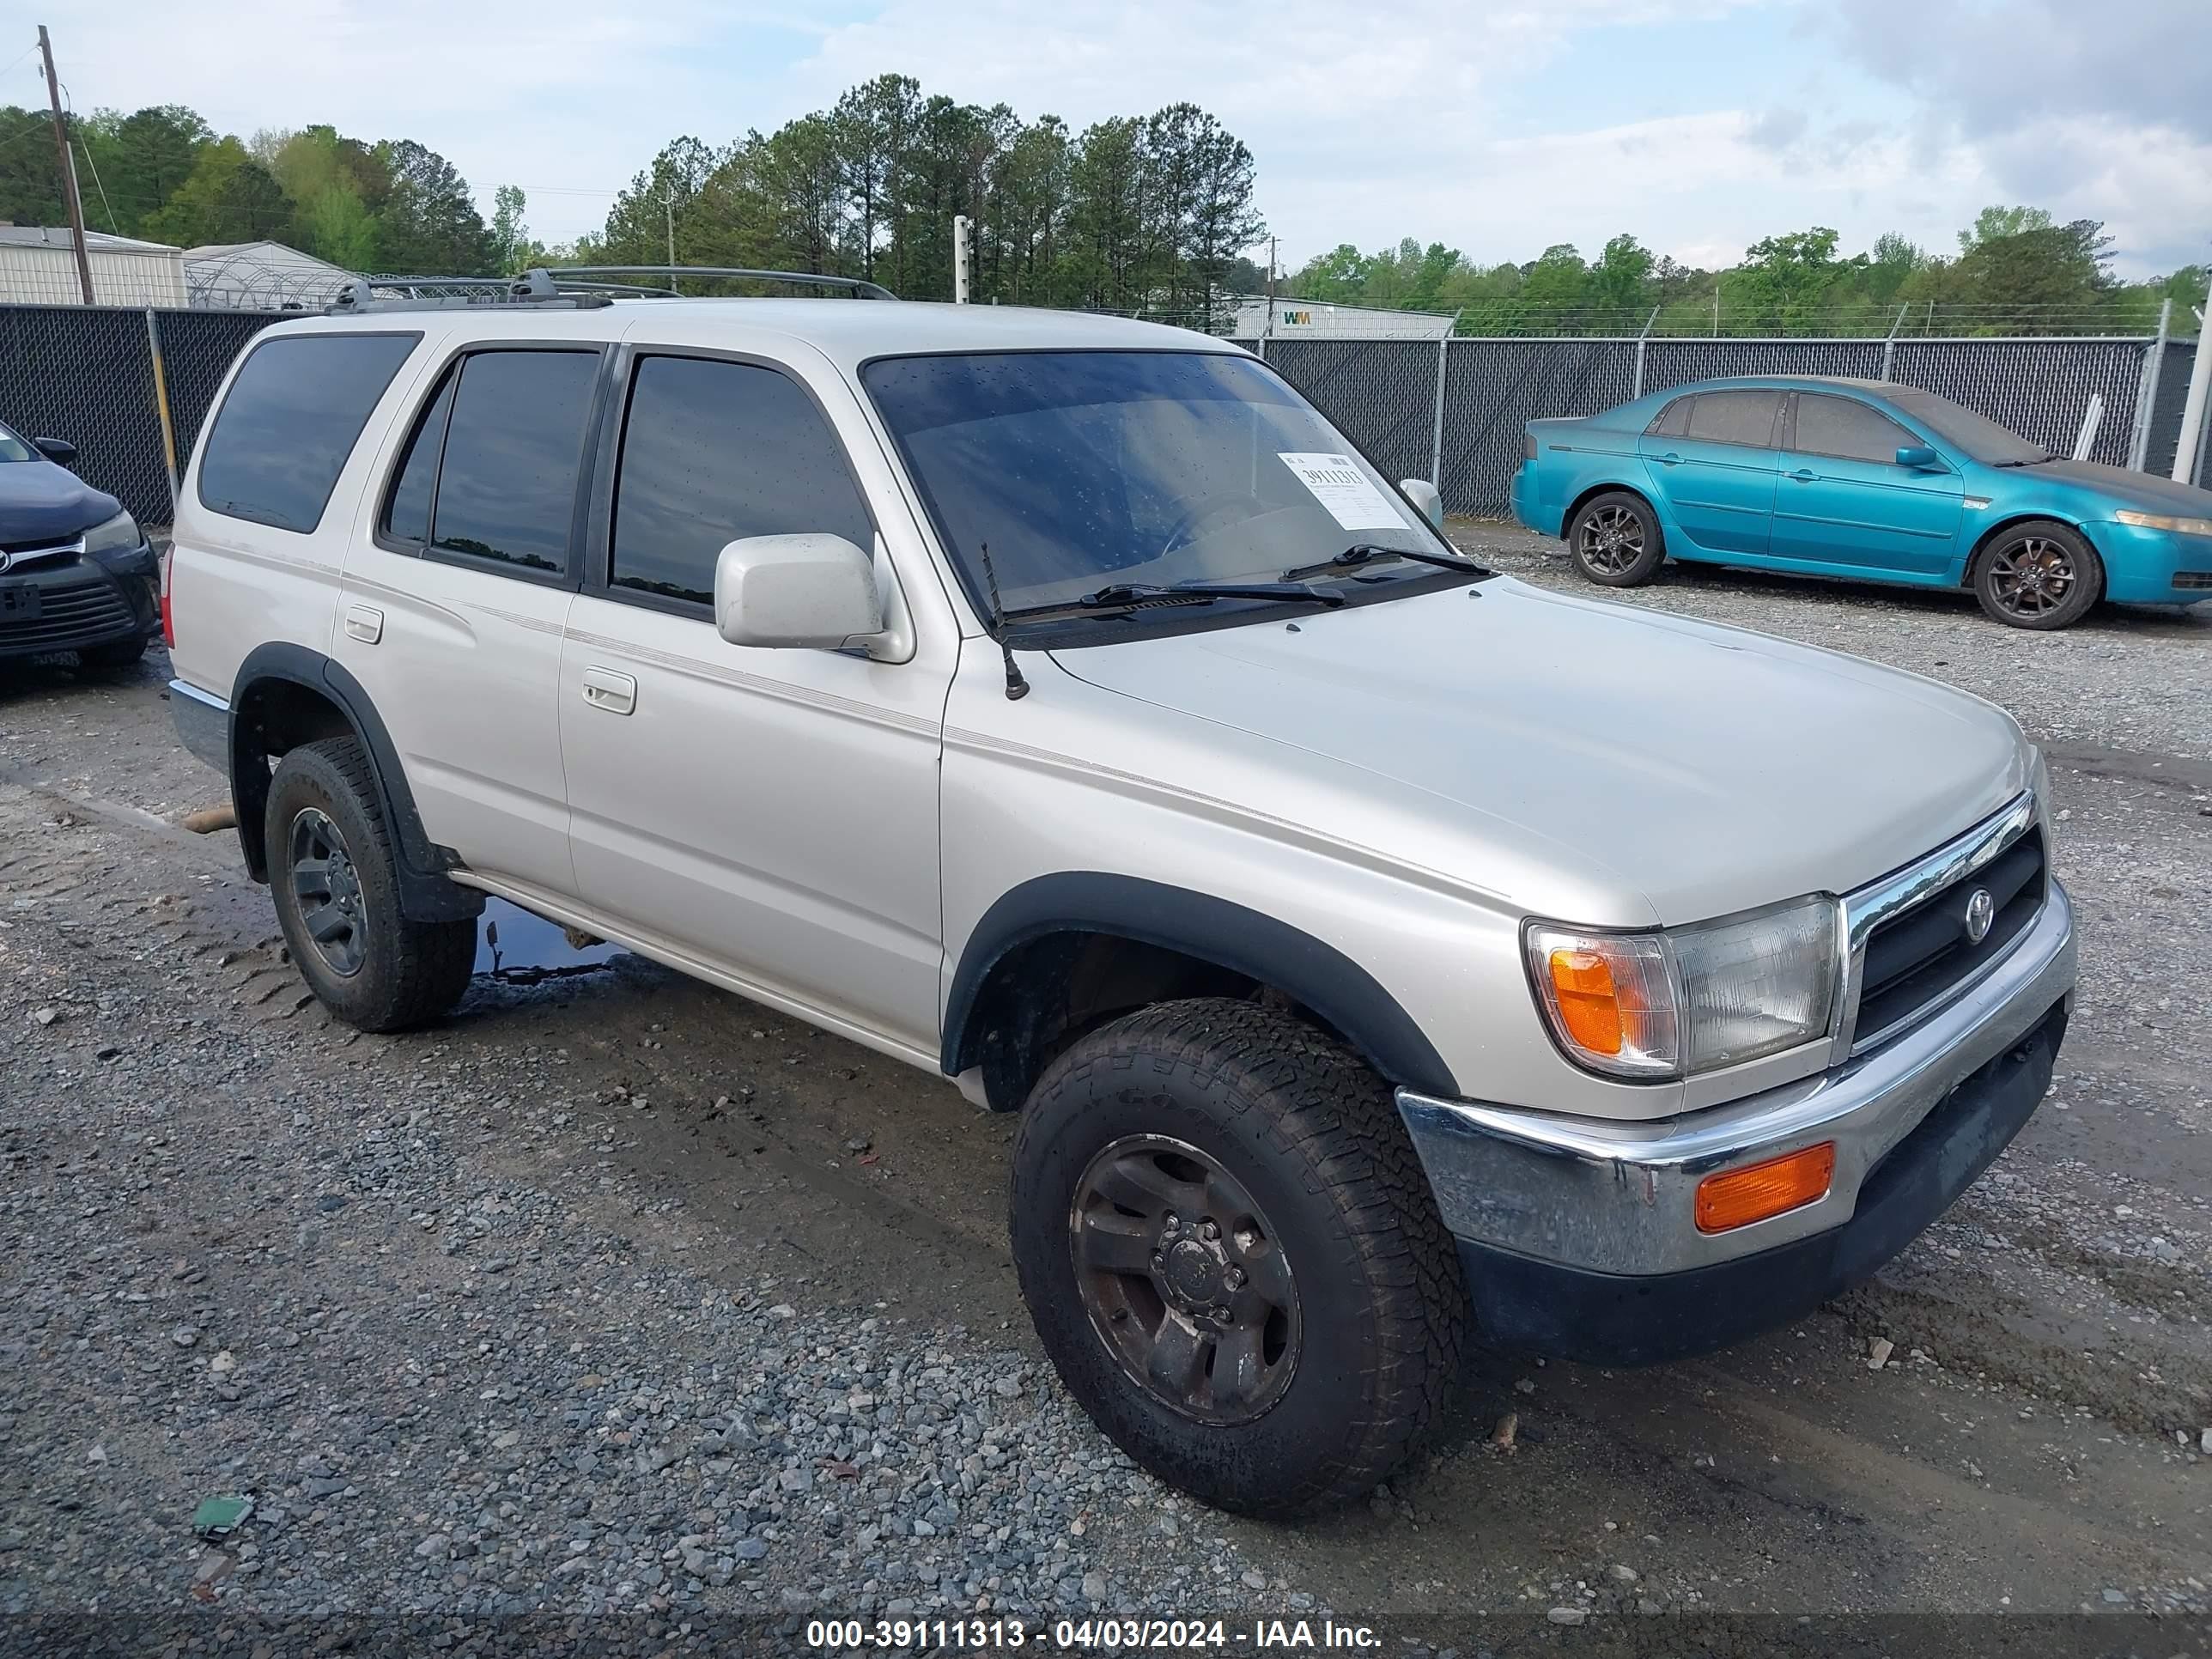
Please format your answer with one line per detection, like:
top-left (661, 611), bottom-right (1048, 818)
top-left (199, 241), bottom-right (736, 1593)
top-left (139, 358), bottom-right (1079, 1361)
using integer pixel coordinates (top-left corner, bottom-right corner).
top-left (170, 678), bottom-right (229, 773)
top-left (1396, 878), bottom-right (2075, 1279)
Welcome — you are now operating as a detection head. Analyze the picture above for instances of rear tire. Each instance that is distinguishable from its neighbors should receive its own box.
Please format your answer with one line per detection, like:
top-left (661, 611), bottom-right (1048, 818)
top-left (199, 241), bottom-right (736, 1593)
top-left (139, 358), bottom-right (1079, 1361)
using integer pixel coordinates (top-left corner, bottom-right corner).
top-left (264, 736), bottom-right (475, 1031)
top-left (1566, 491), bottom-right (1665, 586)
top-left (1010, 998), bottom-right (1467, 1516)
top-left (1973, 520), bottom-right (2102, 629)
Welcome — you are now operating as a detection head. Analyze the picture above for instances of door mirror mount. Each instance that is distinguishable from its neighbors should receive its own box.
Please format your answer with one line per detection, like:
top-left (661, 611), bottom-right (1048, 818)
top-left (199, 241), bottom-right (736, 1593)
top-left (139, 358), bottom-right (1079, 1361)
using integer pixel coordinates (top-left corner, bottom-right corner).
top-left (1894, 446), bottom-right (1943, 471)
top-left (1399, 477), bottom-right (1444, 530)
top-left (713, 533), bottom-right (884, 651)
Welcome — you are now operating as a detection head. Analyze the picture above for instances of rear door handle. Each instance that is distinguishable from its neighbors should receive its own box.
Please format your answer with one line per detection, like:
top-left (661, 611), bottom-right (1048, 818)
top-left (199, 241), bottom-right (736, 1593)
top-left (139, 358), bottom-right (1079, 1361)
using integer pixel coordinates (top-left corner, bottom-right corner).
top-left (1655, 452), bottom-right (1683, 466)
top-left (580, 666), bottom-right (636, 716)
top-left (343, 604), bottom-right (383, 645)
top-left (1788, 468), bottom-right (1817, 483)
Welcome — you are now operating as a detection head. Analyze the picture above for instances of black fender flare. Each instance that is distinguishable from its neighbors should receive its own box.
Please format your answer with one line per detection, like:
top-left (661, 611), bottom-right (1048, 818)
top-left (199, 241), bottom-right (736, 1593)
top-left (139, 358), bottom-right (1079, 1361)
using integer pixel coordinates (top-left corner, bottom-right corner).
top-left (227, 642), bottom-right (482, 922)
top-left (942, 872), bottom-right (1457, 1099)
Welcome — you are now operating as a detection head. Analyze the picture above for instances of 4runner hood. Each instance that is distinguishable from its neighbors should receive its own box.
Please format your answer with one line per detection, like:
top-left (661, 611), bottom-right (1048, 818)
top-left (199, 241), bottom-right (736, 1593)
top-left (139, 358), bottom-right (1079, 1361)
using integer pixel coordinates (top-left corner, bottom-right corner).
top-left (1048, 579), bottom-right (2029, 926)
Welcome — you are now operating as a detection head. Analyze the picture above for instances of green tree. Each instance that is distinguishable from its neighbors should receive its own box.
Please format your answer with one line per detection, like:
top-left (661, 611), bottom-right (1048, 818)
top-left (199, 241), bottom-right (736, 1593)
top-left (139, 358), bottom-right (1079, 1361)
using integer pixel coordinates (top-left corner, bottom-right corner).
top-left (299, 184), bottom-right (378, 270)
top-left (138, 137), bottom-right (291, 246)
top-left (0, 106), bottom-right (70, 228)
top-left (79, 104), bottom-right (210, 236)
top-left (1731, 227), bottom-right (1844, 332)
top-left (1949, 217), bottom-right (2112, 327)
top-left (489, 185), bottom-right (542, 274)
top-left (1587, 233), bottom-right (1655, 318)
top-left (1959, 205), bottom-right (2052, 253)
top-left (373, 138), bottom-right (492, 273)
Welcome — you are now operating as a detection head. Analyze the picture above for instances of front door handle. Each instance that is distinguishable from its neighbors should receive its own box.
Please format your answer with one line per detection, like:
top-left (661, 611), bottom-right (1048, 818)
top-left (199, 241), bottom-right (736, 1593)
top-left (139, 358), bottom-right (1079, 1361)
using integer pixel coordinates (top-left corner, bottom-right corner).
top-left (580, 666), bottom-right (637, 716)
top-left (1788, 468), bottom-right (1817, 483)
top-left (343, 604), bottom-right (383, 645)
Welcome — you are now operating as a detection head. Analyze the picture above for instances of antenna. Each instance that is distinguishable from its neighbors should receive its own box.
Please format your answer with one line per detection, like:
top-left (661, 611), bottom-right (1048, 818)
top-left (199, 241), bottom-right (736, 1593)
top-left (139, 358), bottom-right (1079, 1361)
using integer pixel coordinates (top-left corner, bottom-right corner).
top-left (973, 542), bottom-right (1029, 702)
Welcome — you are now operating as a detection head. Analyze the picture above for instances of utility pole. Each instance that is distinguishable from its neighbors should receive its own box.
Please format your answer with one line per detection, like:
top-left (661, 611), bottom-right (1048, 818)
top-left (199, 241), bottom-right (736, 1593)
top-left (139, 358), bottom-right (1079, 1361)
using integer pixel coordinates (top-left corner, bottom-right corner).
top-left (663, 191), bottom-right (678, 295)
top-left (952, 215), bottom-right (971, 304)
top-left (38, 26), bottom-right (94, 307)
top-left (1266, 235), bottom-right (1277, 337)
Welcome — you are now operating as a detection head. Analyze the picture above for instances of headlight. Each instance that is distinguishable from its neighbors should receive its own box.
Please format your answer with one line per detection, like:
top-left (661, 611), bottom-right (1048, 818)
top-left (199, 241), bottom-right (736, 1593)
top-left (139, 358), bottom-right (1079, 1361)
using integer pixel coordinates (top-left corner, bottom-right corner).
top-left (2114, 509), bottom-right (2212, 538)
top-left (82, 509), bottom-right (142, 556)
top-left (1526, 896), bottom-right (1839, 1080)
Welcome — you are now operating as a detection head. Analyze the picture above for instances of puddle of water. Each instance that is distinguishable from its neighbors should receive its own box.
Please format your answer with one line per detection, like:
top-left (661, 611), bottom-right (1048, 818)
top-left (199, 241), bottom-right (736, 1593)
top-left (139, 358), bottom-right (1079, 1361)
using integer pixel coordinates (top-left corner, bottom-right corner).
top-left (472, 897), bottom-right (626, 982)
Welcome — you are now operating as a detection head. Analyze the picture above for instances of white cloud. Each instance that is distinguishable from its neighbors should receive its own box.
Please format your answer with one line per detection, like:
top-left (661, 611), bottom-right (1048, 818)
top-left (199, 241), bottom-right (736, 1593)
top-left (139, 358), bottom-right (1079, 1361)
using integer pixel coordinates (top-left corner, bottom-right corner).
top-left (37, 0), bottom-right (2211, 276)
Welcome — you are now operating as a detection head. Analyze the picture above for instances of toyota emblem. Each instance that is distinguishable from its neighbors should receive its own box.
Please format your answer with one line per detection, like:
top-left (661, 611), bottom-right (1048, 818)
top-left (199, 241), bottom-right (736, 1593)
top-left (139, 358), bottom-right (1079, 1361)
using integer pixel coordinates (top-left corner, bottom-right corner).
top-left (0, 550), bottom-right (12, 574)
top-left (1963, 887), bottom-right (1995, 945)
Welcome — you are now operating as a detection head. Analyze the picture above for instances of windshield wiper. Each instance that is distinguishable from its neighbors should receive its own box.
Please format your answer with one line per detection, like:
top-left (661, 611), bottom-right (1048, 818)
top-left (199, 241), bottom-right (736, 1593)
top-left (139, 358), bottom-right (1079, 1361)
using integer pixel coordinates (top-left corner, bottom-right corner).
top-left (1282, 543), bottom-right (1493, 581)
top-left (1004, 580), bottom-right (1346, 621)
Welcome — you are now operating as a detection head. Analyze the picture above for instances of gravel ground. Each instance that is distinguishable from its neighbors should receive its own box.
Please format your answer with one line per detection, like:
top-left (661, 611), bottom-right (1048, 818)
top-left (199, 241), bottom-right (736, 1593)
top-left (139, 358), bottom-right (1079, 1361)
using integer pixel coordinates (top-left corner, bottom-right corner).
top-left (3, 538), bottom-right (2211, 1654)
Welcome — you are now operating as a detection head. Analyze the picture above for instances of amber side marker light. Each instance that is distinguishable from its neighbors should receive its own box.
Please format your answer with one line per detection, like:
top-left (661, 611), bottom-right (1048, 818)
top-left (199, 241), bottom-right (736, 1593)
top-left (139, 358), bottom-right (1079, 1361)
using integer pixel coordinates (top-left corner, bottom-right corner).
top-left (1694, 1143), bottom-right (1837, 1234)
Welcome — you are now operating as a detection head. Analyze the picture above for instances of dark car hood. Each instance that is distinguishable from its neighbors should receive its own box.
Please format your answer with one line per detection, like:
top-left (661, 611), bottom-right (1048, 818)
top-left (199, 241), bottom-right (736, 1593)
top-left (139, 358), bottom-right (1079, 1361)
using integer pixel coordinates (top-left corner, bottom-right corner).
top-left (2013, 457), bottom-right (2212, 515)
top-left (0, 457), bottom-right (121, 546)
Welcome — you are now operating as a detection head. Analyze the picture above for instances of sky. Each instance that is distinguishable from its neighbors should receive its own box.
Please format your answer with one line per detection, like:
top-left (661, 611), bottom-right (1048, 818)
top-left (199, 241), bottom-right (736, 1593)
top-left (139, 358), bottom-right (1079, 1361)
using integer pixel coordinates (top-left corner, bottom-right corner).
top-left (37, 0), bottom-right (2212, 279)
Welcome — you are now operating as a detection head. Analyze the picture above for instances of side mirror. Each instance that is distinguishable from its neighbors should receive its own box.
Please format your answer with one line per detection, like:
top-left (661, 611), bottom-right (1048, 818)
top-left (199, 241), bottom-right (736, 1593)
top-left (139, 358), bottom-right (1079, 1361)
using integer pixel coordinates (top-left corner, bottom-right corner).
top-left (1399, 477), bottom-right (1445, 531)
top-left (714, 533), bottom-right (884, 650)
top-left (33, 436), bottom-right (77, 465)
top-left (1894, 446), bottom-right (1942, 471)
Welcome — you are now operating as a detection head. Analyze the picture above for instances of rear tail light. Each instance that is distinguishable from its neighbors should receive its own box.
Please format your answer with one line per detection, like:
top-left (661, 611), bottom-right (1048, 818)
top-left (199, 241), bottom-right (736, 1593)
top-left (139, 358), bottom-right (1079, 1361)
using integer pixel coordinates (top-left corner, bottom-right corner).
top-left (159, 543), bottom-right (176, 647)
top-left (1523, 431), bottom-right (1537, 461)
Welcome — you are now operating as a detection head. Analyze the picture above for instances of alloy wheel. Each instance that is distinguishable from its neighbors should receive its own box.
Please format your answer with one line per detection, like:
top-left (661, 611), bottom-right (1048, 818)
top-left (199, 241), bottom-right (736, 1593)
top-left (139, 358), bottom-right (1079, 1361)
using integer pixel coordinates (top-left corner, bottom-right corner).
top-left (1068, 1134), bottom-right (1301, 1425)
top-left (1987, 537), bottom-right (2076, 619)
top-left (1578, 504), bottom-right (1644, 573)
top-left (288, 806), bottom-right (368, 978)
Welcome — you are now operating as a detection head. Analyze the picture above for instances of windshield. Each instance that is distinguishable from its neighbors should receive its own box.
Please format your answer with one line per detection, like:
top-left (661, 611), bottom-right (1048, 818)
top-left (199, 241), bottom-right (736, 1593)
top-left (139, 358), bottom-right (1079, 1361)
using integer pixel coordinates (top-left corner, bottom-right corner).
top-left (861, 350), bottom-right (1450, 617)
top-left (0, 422), bottom-right (32, 464)
top-left (1883, 388), bottom-right (2051, 465)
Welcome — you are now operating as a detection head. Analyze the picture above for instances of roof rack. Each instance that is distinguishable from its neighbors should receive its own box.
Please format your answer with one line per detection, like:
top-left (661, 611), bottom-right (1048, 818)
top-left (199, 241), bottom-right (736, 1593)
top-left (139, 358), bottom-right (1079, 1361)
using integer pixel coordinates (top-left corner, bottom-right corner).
top-left (326, 264), bottom-right (897, 314)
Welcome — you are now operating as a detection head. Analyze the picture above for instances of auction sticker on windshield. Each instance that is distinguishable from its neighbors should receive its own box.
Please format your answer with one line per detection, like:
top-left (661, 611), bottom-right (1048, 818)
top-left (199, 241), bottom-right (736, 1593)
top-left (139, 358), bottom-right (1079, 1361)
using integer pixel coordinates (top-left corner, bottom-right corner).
top-left (1277, 453), bottom-right (1402, 531)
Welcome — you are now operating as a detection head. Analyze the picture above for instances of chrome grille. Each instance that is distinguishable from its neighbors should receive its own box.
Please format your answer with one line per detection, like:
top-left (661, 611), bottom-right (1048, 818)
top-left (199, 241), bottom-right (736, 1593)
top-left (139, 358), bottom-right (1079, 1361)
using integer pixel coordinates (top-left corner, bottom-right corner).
top-left (1840, 794), bottom-right (2045, 1056)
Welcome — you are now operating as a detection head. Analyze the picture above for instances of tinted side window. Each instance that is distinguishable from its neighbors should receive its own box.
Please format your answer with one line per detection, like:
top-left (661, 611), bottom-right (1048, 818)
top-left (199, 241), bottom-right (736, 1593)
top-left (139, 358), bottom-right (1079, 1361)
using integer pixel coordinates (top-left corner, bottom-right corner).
top-left (197, 332), bottom-right (418, 533)
top-left (1684, 391), bottom-right (1782, 447)
top-left (611, 356), bottom-right (874, 608)
top-left (1793, 394), bottom-right (1917, 465)
top-left (429, 350), bottom-right (600, 574)
top-left (1647, 397), bottom-right (1692, 438)
top-left (380, 371), bottom-right (456, 546)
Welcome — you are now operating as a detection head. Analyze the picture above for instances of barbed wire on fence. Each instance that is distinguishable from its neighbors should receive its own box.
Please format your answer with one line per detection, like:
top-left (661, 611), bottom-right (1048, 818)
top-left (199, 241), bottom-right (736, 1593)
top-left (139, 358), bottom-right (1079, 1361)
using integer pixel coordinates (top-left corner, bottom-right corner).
top-left (1249, 301), bottom-right (2191, 341)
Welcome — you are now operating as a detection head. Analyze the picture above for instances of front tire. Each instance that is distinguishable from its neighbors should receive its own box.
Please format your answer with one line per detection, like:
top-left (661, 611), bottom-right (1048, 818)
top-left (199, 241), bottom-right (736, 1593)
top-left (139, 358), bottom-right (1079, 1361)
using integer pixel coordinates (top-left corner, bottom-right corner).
top-left (1566, 491), bottom-right (1665, 586)
top-left (1010, 999), bottom-right (1467, 1516)
top-left (264, 737), bottom-right (475, 1031)
top-left (1973, 520), bottom-right (2102, 629)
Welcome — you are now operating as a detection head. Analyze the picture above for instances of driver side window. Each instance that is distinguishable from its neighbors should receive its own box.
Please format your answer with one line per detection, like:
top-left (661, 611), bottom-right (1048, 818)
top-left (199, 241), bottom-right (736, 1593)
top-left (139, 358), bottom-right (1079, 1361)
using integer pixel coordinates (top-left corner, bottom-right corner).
top-left (609, 355), bottom-right (874, 611)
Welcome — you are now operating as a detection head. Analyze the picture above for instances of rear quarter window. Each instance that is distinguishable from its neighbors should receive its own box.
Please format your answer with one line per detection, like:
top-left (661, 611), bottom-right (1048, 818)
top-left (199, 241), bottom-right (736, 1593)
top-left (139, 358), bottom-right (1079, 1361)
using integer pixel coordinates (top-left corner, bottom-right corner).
top-left (196, 331), bottom-right (420, 534)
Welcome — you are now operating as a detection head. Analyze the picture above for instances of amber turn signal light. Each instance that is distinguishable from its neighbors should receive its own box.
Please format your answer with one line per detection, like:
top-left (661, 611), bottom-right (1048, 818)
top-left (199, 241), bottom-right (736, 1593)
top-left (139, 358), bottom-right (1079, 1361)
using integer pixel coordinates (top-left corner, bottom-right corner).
top-left (1694, 1142), bottom-right (1836, 1234)
top-left (1547, 948), bottom-right (1623, 1055)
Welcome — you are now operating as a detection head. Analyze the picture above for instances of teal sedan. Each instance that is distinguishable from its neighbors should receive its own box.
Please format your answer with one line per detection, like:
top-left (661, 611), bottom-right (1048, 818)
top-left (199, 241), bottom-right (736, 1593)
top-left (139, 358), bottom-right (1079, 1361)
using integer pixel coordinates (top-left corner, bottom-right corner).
top-left (1510, 375), bottom-right (2212, 629)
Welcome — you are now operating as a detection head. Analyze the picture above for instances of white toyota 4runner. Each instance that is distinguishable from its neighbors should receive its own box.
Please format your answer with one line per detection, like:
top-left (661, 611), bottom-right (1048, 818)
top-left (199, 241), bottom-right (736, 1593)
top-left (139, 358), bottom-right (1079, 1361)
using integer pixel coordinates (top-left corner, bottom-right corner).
top-left (167, 279), bottom-right (2075, 1516)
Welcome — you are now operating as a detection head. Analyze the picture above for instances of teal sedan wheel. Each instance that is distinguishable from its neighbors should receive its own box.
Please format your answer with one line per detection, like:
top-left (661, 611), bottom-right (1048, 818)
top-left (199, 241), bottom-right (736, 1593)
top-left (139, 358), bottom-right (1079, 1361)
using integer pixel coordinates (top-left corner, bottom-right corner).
top-left (1567, 491), bottom-right (1666, 587)
top-left (1974, 520), bottom-right (2103, 630)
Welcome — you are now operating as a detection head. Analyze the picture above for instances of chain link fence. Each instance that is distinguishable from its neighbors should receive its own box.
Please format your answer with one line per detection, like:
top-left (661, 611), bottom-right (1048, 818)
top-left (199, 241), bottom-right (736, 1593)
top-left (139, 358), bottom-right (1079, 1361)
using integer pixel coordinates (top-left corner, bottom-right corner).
top-left (3, 300), bottom-right (2201, 531)
top-left (1245, 330), bottom-right (2198, 517)
top-left (0, 304), bottom-right (283, 526)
